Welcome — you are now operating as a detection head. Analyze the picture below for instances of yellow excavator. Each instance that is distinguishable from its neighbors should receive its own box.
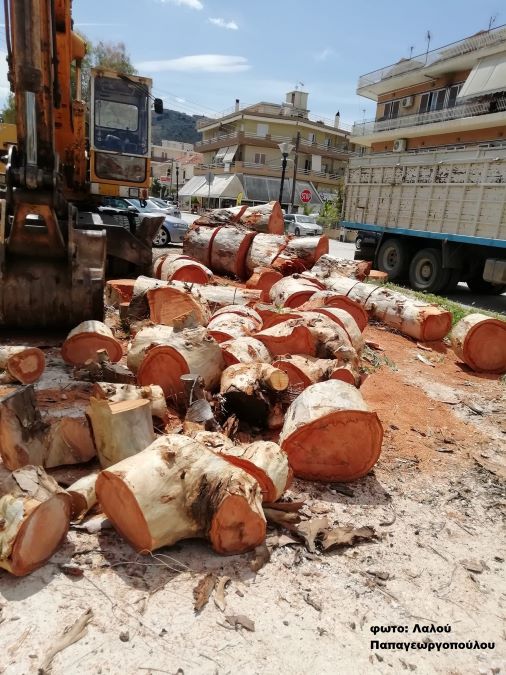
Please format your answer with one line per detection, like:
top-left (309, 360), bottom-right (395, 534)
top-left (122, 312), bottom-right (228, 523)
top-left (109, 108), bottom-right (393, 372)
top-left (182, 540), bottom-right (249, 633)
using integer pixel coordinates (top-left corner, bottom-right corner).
top-left (0, 0), bottom-right (164, 327)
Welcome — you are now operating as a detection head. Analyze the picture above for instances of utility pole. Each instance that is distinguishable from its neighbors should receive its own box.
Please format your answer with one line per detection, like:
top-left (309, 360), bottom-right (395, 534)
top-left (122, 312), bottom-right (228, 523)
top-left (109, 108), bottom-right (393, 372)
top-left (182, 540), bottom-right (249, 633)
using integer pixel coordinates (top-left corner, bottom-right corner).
top-left (289, 131), bottom-right (301, 214)
top-left (176, 164), bottom-right (179, 204)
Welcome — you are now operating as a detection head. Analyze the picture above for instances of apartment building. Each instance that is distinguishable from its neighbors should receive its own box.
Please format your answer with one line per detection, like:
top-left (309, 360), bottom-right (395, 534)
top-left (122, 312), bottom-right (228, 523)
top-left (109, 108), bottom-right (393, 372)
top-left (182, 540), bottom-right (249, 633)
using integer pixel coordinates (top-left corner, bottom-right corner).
top-left (181, 90), bottom-right (351, 209)
top-left (150, 139), bottom-right (203, 190)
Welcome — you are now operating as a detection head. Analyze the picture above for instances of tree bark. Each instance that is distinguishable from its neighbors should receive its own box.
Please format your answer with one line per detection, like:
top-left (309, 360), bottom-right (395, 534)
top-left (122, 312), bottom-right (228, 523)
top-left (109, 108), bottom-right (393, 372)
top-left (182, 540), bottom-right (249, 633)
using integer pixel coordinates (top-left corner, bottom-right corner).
top-left (183, 225), bottom-right (222, 267)
top-left (61, 321), bottom-right (123, 366)
top-left (311, 254), bottom-right (372, 282)
top-left (245, 234), bottom-right (287, 276)
top-left (254, 319), bottom-right (316, 357)
top-left (279, 380), bottom-right (383, 481)
top-left (272, 355), bottom-right (335, 390)
top-left (105, 279), bottom-right (136, 307)
top-left (221, 337), bottom-right (272, 366)
top-left (210, 227), bottom-right (257, 279)
top-left (225, 201), bottom-right (285, 234)
top-left (152, 253), bottom-right (193, 279)
top-left (299, 290), bottom-right (368, 333)
top-left (328, 363), bottom-right (361, 388)
top-left (67, 473), bottom-right (98, 520)
top-left (302, 307), bottom-right (363, 353)
top-left (272, 236), bottom-right (329, 272)
top-left (95, 434), bottom-right (266, 555)
top-left (304, 312), bottom-right (359, 364)
top-left (157, 257), bottom-right (213, 285)
top-left (450, 313), bottom-right (506, 373)
top-left (211, 304), bottom-right (262, 328)
top-left (87, 397), bottom-right (155, 468)
top-left (91, 382), bottom-right (169, 422)
top-left (269, 274), bottom-right (324, 308)
top-left (207, 313), bottom-right (259, 343)
top-left (254, 304), bottom-right (303, 330)
top-left (0, 346), bottom-right (45, 384)
top-left (245, 266), bottom-right (283, 302)
top-left (0, 465), bottom-right (71, 576)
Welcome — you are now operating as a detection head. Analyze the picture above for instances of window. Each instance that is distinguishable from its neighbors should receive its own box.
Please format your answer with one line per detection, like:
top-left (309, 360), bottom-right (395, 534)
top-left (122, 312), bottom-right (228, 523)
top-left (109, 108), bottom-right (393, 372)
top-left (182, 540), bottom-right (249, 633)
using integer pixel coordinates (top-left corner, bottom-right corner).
top-left (447, 84), bottom-right (462, 108)
top-left (308, 132), bottom-right (316, 143)
top-left (254, 153), bottom-right (266, 164)
top-left (304, 158), bottom-right (311, 171)
top-left (383, 100), bottom-right (400, 119)
top-left (256, 123), bottom-right (269, 137)
top-left (419, 86), bottom-right (462, 113)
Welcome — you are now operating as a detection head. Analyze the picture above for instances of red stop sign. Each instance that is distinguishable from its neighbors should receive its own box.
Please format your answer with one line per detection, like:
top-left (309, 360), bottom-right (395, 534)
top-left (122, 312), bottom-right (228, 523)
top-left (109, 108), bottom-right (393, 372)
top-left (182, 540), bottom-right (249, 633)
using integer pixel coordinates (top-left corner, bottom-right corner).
top-left (300, 189), bottom-right (312, 203)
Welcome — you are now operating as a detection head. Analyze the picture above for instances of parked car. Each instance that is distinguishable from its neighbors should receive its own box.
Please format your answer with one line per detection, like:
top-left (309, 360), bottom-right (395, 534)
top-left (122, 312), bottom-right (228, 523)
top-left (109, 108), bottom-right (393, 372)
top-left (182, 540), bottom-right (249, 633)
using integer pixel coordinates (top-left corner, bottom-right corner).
top-left (284, 214), bottom-right (323, 237)
top-left (149, 196), bottom-right (181, 218)
top-left (100, 196), bottom-right (188, 246)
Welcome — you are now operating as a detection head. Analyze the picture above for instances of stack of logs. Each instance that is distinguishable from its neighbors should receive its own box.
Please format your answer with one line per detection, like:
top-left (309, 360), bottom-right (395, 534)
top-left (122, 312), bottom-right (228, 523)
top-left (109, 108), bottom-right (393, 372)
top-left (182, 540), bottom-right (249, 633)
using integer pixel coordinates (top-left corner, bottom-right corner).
top-left (0, 202), bottom-right (504, 577)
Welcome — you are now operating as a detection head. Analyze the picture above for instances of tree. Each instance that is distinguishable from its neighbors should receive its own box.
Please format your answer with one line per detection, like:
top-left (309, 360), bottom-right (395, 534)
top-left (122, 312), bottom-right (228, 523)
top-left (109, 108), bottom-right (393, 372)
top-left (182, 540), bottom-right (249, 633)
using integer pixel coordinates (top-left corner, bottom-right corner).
top-left (151, 177), bottom-right (162, 197)
top-left (0, 94), bottom-right (16, 124)
top-left (78, 36), bottom-right (137, 100)
top-left (317, 184), bottom-right (344, 229)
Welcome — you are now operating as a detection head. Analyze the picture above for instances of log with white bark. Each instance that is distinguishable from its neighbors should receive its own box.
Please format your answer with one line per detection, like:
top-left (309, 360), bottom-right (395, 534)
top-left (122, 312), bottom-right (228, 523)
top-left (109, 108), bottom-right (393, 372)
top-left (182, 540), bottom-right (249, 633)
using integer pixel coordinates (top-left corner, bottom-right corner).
top-left (61, 321), bottom-right (123, 365)
top-left (183, 225), bottom-right (222, 267)
top-left (450, 313), bottom-right (506, 373)
top-left (326, 277), bottom-right (452, 341)
top-left (279, 380), bottom-right (383, 481)
top-left (87, 397), bottom-right (155, 468)
top-left (127, 325), bottom-right (224, 399)
top-left (225, 201), bottom-right (285, 234)
top-left (254, 304), bottom-right (303, 330)
top-left (105, 279), bottom-right (136, 307)
top-left (304, 312), bottom-right (359, 364)
top-left (272, 355), bottom-right (335, 391)
top-left (254, 319), bottom-right (316, 357)
top-left (311, 255), bottom-right (372, 282)
top-left (0, 465), bottom-right (71, 576)
top-left (0, 386), bottom-right (96, 470)
top-left (67, 473), bottom-right (98, 520)
top-left (245, 234), bottom-right (288, 276)
top-left (272, 236), bottom-right (329, 272)
top-left (158, 256), bottom-right (214, 285)
top-left (0, 346), bottom-right (45, 384)
top-left (221, 337), bottom-right (272, 367)
top-left (220, 362), bottom-right (289, 427)
top-left (210, 227), bottom-right (257, 279)
top-left (96, 435), bottom-right (266, 555)
top-left (207, 313), bottom-right (259, 343)
top-left (152, 252), bottom-right (194, 279)
top-left (147, 285), bottom-right (211, 327)
top-left (211, 304), bottom-right (262, 328)
top-left (301, 307), bottom-right (363, 353)
top-left (367, 270), bottom-right (388, 284)
top-left (299, 290), bottom-right (368, 332)
top-left (91, 382), bottom-right (169, 421)
top-left (246, 266), bottom-right (283, 302)
top-left (328, 363), bottom-right (362, 388)
top-left (269, 274), bottom-right (325, 308)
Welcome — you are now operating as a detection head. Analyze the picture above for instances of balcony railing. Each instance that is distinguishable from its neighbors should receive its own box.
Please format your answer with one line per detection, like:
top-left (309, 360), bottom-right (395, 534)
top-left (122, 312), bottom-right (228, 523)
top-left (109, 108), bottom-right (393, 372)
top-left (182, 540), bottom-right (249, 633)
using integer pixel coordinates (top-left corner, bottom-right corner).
top-left (358, 24), bottom-right (506, 90)
top-left (351, 97), bottom-right (506, 136)
top-left (194, 161), bottom-right (344, 182)
top-left (195, 130), bottom-right (351, 155)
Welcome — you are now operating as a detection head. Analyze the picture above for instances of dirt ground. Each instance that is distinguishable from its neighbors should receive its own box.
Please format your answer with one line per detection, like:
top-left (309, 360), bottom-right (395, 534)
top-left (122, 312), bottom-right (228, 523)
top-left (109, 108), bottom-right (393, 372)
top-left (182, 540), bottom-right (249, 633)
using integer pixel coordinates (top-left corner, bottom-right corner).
top-left (0, 321), bottom-right (505, 675)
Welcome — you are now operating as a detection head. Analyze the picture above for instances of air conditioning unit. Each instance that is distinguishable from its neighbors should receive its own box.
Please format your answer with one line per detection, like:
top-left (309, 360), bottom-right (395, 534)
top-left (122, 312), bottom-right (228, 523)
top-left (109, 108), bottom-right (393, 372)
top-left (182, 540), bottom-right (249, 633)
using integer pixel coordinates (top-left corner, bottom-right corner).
top-left (393, 139), bottom-right (407, 152)
top-left (401, 96), bottom-right (414, 108)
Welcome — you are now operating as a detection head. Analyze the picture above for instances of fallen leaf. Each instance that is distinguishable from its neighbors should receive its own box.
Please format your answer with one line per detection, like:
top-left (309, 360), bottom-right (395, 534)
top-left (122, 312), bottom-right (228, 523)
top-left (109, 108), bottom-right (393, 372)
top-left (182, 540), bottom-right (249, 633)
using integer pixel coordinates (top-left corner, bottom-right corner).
top-left (277, 534), bottom-right (300, 547)
top-left (263, 508), bottom-right (301, 527)
top-left (416, 354), bottom-right (435, 367)
top-left (213, 576), bottom-right (231, 612)
top-left (250, 543), bottom-right (270, 572)
top-left (193, 573), bottom-right (216, 612)
top-left (59, 564), bottom-right (84, 578)
top-left (225, 614), bottom-right (255, 632)
top-left (295, 517), bottom-right (329, 553)
top-left (321, 526), bottom-right (376, 551)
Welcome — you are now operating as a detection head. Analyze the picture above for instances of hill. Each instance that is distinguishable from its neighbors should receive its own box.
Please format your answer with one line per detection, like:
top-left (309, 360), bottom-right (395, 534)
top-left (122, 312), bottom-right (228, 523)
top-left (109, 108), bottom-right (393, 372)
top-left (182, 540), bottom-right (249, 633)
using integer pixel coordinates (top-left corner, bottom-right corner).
top-left (151, 109), bottom-right (204, 146)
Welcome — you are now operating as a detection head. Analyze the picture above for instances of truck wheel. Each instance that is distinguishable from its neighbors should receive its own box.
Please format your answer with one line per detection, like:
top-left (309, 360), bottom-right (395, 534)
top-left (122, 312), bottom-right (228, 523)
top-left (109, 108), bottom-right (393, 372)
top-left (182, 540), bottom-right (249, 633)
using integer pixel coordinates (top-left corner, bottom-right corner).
top-left (466, 277), bottom-right (506, 295)
top-left (409, 248), bottom-right (447, 293)
top-left (377, 238), bottom-right (409, 280)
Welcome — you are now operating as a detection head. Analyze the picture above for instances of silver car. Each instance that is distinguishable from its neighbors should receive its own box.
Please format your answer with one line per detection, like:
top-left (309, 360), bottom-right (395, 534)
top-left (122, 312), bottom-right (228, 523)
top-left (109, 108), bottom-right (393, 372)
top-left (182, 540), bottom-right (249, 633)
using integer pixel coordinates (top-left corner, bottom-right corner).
top-left (284, 214), bottom-right (323, 237)
top-left (149, 197), bottom-right (182, 219)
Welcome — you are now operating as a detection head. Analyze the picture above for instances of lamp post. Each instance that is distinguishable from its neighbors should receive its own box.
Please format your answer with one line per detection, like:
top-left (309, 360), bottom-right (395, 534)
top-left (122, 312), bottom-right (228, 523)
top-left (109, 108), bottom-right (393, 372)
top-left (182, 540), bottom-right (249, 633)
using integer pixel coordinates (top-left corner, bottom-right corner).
top-left (175, 164), bottom-right (180, 204)
top-left (278, 141), bottom-right (294, 207)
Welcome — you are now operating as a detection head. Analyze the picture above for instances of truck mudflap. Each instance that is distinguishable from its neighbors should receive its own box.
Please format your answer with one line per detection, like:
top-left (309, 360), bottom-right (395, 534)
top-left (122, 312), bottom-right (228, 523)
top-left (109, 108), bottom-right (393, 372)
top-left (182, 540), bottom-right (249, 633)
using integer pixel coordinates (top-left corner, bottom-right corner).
top-left (484, 259), bottom-right (506, 284)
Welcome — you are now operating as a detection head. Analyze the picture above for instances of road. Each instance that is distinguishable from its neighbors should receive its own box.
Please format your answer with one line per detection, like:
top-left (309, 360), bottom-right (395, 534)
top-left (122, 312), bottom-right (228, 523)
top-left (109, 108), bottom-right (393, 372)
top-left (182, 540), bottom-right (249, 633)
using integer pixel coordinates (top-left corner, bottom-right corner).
top-left (173, 212), bottom-right (505, 315)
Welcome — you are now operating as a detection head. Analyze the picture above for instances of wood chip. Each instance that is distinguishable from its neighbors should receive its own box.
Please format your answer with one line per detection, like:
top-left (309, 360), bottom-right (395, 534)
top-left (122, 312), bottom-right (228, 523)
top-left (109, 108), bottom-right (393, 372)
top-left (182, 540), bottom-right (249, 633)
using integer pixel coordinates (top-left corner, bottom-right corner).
top-left (416, 343), bottom-right (433, 351)
top-left (225, 614), bottom-right (255, 632)
top-left (321, 526), bottom-right (376, 551)
top-left (416, 354), bottom-right (435, 367)
top-left (263, 508), bottom-right (301, 527)
top-left (39, 608), bottom-right (93, 674)
top-left (461, 559), bottom-right (484, 574)
top-left (250, 543), bottom-right (270, 572)
top-left (213, 576), bottom-right (231, 612)
top-left (59, 564), bottom-right (84, 578)
top-left (263, 500), bottom-right (305, 513)
top-left (193, 573), bottom-right (216, 612)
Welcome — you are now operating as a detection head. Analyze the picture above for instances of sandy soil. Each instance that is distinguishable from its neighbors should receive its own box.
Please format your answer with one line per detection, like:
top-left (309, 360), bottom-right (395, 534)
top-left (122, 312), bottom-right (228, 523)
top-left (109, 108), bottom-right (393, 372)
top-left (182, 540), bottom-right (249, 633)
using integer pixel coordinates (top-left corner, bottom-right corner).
top-left (0, 322), bottom-right (505, 675)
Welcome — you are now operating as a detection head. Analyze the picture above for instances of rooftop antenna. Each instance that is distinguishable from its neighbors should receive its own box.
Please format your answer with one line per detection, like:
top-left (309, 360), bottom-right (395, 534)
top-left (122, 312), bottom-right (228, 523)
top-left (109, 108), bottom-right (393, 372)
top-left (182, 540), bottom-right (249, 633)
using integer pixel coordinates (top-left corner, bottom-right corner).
top-left (488, 14), bottom-right (498, 30)
top-left (294, 81), bottom-right (304, 90)
top-left (409, 45), bottom-right (414, 59)
top-left (425, 30), bottom-right (432, 63)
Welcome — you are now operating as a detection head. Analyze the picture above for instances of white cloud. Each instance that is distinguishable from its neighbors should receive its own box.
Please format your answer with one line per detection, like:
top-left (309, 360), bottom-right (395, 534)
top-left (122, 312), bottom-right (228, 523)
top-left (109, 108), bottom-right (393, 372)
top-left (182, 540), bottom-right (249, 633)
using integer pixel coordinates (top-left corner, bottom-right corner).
top-left (158, 0), bottom-right (203, 9)
top-left (314, 47), bottom-right (335, 62)
top-left (136, 54), bottom-right (250, 73)
top-left (208, 17), bottom-right (239, 30)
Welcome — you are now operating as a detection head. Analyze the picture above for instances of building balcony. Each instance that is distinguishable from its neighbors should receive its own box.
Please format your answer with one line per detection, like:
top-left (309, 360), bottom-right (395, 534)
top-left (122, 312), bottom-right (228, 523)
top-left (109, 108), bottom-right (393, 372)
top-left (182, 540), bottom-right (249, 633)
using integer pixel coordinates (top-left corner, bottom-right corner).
top-left (351, 97), bottom-right (506, 146)
top-left (193, 160), bottom-right (344, 185)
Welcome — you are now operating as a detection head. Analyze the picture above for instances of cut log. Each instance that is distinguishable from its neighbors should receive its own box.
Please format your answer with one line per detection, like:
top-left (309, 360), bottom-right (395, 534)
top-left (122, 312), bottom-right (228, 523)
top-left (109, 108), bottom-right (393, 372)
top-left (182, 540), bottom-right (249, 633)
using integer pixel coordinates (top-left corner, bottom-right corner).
top-left (254, 319), bottom-right (316, 357)
top-left (73, 350), bottom-right (136, 385)
top-left (67, 473), bottom-right (98, 520)
top-left (105, 279), bottom-right (136, 307)
top-left (207, 313), bottom-right (259, 343)
top-left (269, 274), bottom-right (324, 308)
top-left (245, 234), bottom-right (288, 276)
top-left (450, 313), bottom-right (506, 373)
top-left (304, 312), bottom-right (359, 364)
top-left (311, 255), bottom-right (372, 282)
top-left (329, 363), bottom-right (361, 388)
top-left (197, 284), bottom-right (261, 310)
top-left (326, 277), bottom-right (452, 341)
top-left (0, 346), bottom-right (45, 384)
top-left (183, 225), bottom-right (222, 267)
top-left (226, 201), bottom-right (285, 234)
top-left (0, 465), bottom-right (71, 576)
top-left (221, 337), bottom-right (272, 366)
top-left (152, 253), bottom-right (194, 279)
top-left (299, 290), bottom-right (368, 332)
top-left (246, 266), bottom-right (284, 302)
top-left (220, 362), bottom-right (289, 427)
top-left (0, 386), bottom-right (96, 470)
top-left (254, 304), bottom-right (303, 330)
top-left (279, 380), bottom-right (383, 481)
top-left (302, 307), bottom-right (364, 352)
top-left (210, 227), bottom-right (257, 279)
top-left (273, 236), bottom-right (329, 271)
top-left (61, 321), bottom-right (122, 366)
top-left (96, 435), bottom-right (266, 555)
top-left (91, 382), bottom-right (169, 422)
top-left (158, 256), bottom-right (213, 285)
top-left (272, 355), bottom-right (335, 390)
top-left (147, 285), bottom-right (211, 327)
top-left (128, 325), bottom-right (224, 399)
top-left (367, 270), bottom-right (388, 284)
top-left (211, 304), bottom-right (262, 328)
top-left (87, 397), bottom-right (155, 468)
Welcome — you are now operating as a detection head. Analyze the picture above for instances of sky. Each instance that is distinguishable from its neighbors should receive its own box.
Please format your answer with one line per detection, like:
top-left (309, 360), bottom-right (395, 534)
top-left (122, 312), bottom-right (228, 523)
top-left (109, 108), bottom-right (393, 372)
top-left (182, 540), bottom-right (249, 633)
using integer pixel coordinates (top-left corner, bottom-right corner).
top-left (0, 0), bottom-right (503, 126)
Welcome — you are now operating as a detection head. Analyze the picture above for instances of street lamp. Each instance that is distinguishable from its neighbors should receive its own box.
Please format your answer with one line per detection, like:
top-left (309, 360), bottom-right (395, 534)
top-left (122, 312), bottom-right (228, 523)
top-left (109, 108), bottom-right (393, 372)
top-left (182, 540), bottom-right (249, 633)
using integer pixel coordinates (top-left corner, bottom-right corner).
top-left (278, 141), bottom-right (294, 206)
top-left (176, 164), bottom-right (180, 204)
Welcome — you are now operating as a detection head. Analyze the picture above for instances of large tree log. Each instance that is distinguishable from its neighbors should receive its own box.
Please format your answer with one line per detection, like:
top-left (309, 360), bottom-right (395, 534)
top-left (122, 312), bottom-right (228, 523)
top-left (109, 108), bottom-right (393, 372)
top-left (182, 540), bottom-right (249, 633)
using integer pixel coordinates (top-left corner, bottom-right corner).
top-left (152, 252), bottom-right (194, 279)
top-left (67, 473), bottom-right (98, 520)
top-left (311, 254), bottom-right (372, 282)
top-left (91, 382), bottom-right (169, 421)
top-left (254, 304), bottom-right (303, 330)
top-left (269, 274), bottom-right (325, 308)
top-left (299, 290), bottom-right (368, 332)
top-left (0, 386), bottom-right (96, 470)
top-left (272, 355), bottom-right (335, 391)
top-left (304, 312), bottom-right (359, 364)
top-left (207, 313), bottom-right (259, 343)
top-left (245, 234), bottom-right (288, 276)
top-left (221, 337), bottom-right (272, 366)
top-left (302, 307), bottom-right (363, 353)
top-left (272, 236), bottom-right (329, 272)
top-left (128, 325), bottom-right (224, 399)
top-left (183, 225), bottom-right (221, 267)
top-left (246, 267), bottom-right (283, 302)
top-left (226, 201), bottom-right (285, 234)
top-left (220, 362), bottom-right (289, 427)
top-left (0, 346), bottom-right (45, 384)
top-left (279, 380), bottom-right (383, 481)
top-left (329, 363), bottom-right (362, 388)
top-left (87, 397), bottom-right (155, 468)
top-left (105, 279), bottom-right (136, 308)
top-left (96, 435), bottom-right (266, 555)
top-left (0, 465), bottom-right (71, 576)
top-left (450, 313), bottom-right (506, 373)
top-left (211, 304), bottom-right (262, 328)
top-left (254, 319), bottom-right (316, 357)
top-left (210, 227), bottom-right (257, 279)
top-left (326, 277), bottom-right (452, 341)
top-left (61, 321), bottom-right (123, 366)
top-left (147, 285), bottom-right (211, 327)
top-left (158, 256), bottom-right (213, 285)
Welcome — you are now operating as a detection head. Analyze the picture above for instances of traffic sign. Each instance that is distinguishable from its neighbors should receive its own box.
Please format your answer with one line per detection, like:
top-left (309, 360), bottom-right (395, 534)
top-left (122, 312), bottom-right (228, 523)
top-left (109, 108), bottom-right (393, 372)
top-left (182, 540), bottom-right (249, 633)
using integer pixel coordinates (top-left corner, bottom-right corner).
top-left (300, 188), bottom-right (312, 203)
top-left (159, 176), bottom-right (171, 183)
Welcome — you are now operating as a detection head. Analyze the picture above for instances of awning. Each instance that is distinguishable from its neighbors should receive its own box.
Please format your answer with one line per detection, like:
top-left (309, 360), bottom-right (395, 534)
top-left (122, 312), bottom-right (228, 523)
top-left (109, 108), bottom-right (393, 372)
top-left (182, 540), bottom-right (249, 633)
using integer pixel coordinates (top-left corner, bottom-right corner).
top-left (214, 147), bottom-right (229, 162)
top-left (222, 145), bottom-right (238, 163)
top-left (179, 174), bottom-right (244, 200)
top-left (241, 175), bottom-right (323, 205)
top-left (178, 175), bottom-right (207, 197)
top-left (457, 51), bottom-right (506, 100)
